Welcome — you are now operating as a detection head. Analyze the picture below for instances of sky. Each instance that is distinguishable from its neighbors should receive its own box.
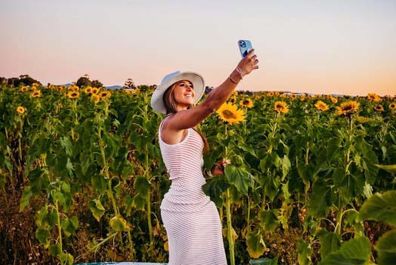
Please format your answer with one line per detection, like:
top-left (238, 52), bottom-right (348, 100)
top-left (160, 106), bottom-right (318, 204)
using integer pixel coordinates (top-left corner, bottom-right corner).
top-left (1, 0), bottom-right (395, 96)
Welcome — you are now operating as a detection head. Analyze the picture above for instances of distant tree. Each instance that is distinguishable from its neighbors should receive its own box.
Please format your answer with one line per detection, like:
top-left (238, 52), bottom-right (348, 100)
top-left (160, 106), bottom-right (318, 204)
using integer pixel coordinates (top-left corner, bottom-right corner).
top-left (91, 80), bottom-right (103, 88)
top-left (19, 74), bottom-right (41, 86)
top-left (76, 76), bottom-right (91, 88)
top-left (7, 78), bottom-right (20, 87)
top-left (0, 77), bottom-right (6, 85)
top-left (123, 78), bottom-right (136, 89)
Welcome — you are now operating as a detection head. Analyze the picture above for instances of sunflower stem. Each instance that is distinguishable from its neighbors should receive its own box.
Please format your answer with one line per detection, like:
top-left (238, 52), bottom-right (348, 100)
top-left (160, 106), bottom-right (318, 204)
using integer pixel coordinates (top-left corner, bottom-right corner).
top-left (226, 188), bottom-right (235, 265)
top-left (247, 196), bottom-right (251, 233)
top-left (224, 124), bottom-right (235, 265)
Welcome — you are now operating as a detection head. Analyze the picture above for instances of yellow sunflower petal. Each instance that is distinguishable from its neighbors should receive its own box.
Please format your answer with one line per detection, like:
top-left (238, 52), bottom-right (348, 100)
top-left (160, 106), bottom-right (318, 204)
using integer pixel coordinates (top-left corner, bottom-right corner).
top-left (216, 102), bottom-right (246, 125)
top-left (314, 100), bottom-right (329, 111)
top-left (274, 101), bottom-right (289, 113)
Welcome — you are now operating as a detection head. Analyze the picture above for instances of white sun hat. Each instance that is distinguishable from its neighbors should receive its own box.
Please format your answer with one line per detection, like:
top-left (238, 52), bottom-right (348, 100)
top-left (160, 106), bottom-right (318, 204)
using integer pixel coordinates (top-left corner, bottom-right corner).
top-left (150, 70), bottom-right (205, 114)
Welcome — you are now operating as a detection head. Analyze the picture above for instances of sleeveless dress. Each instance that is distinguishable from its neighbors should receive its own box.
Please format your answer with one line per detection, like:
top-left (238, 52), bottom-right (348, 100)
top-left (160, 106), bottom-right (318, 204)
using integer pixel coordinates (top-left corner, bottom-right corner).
top-left (158, 116), bottom-right (228, 265)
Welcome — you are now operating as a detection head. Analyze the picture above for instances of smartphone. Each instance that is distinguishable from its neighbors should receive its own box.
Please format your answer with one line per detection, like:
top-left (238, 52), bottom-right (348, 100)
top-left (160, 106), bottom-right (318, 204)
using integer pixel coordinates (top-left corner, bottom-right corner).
top-left (238, 40), bottom-right (253, 58)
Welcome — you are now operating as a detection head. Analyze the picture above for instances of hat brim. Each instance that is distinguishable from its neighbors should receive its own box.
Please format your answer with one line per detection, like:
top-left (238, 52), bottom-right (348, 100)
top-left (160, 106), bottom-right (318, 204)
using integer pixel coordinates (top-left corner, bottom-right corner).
top-left (150, 72), bottom-right (205, 114)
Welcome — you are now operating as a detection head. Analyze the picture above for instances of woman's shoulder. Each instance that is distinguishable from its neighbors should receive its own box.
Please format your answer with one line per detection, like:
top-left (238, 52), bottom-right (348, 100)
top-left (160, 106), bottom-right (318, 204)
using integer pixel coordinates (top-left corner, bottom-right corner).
top-left (161, 113), bottom-right (198, 131)
top-left (160, 113), bottom-right (173, 127)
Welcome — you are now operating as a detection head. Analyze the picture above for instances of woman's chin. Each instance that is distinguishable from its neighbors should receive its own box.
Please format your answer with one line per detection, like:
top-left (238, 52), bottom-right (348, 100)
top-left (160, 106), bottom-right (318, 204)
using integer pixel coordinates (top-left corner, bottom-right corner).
top-left (182, 100), bottom-right (194, 105)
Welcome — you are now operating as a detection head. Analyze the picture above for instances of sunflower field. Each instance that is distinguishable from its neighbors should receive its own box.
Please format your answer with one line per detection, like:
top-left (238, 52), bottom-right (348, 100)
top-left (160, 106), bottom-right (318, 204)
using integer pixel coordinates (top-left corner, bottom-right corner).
top-left (0, 82), bottom-right (395, 265)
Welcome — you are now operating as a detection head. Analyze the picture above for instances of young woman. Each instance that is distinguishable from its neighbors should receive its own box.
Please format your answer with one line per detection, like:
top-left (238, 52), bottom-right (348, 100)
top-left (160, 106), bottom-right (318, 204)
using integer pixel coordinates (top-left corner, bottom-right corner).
top-left (150, 49), bottom-right (259, 264)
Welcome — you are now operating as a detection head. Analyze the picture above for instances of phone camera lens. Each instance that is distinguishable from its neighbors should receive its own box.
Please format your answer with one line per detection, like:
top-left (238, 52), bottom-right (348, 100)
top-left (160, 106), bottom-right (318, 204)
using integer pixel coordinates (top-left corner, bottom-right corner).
top-left (240, 41), bottom-right (246, 48)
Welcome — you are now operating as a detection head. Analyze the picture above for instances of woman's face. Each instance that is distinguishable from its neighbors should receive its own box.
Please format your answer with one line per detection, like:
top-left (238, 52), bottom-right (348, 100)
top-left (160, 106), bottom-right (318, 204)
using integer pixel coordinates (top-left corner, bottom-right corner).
top-left (172, 80), bottom-right (195, 109)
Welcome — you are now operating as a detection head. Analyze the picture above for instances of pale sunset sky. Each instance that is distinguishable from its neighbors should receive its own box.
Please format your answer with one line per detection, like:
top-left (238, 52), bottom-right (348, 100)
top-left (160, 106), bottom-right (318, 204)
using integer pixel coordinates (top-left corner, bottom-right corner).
top-left (1, 0), bottom-right (395, 96)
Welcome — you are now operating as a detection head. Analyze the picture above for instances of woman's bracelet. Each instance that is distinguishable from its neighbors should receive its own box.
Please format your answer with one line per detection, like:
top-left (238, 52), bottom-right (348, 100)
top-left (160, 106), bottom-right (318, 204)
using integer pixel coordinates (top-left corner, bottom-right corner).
top-left (228, 75), bottom-right (239, 84)
top-left (229, 67), bottom-right (244, 84)
top-left (236, 67), bottom-right (245, 79)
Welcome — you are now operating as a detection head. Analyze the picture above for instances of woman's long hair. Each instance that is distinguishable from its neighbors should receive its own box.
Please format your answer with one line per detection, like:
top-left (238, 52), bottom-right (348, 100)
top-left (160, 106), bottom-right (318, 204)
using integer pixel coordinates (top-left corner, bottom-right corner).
top-left (162, 82), bottom-right (210, 154)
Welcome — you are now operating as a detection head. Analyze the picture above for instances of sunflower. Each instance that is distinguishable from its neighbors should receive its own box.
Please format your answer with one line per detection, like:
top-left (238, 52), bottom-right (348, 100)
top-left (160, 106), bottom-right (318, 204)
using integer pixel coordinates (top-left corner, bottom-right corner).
top-left (367, 93), bottom-right (381, 102)
top-left (124, 88), bottom-right (140, 95)
top-left (274, 101), bottom-right (289, 113)
top-left (16, 106), bottom-right (26, 114)
top-left (91, 87), bottom-right (100, 94)
top-left (68, 84), bottom-right (80, 92)
top-left (91, 94), bottom-right (101, 104)
top-left (329, 96), bottom-right (338, 104)
top-left (239, 98), bottom-right (254, 108)
top-left (228, 97), bottom-right (237, 104)
top-left (67, 91), bottom-right (80, 99)
top-left (336, 100), bottom-right (360, 116)
top-left (355, 116), bottom-right (370, 124)
top-left (19, 86), bottom-right (29, 92)
top-left (374, 104), bottom-right (384, 112)
top-left (31, 90), bottom-right (42, 98)
top-left (314, 100), bottom-right (329, 111)
top-left (99, 90), bottom-right (112, 100)
top-left (30, 83), bottom-right (40, 91)
top-left (216, 102), bottom-right (245, 125)
top-left (389, 102), bottom-right (396, 110)
top-left (83, 86), bottom-right (93, 94)
top-left (55, 86), bottom-right (66, 92)
top-left (228, 90), bottom-right (239, 103)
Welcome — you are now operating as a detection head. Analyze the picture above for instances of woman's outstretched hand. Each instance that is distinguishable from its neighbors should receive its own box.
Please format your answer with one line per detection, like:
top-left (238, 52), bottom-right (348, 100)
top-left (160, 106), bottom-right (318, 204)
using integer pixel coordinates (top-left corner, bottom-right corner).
top-left (236, 49), bottom-right (259, 78)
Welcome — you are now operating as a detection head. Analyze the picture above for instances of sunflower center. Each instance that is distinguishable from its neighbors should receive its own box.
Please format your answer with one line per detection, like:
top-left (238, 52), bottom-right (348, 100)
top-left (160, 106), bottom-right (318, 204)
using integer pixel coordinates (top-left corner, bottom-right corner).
top-left (222, 110), bottom-right (237, 119)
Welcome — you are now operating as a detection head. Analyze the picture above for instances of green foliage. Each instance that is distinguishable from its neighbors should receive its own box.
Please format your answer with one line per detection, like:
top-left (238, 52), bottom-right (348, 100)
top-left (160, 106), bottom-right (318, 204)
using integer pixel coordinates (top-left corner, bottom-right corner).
top-left (258, 209), bottom-right (279, 232)
top-left (89, 199), bottom-right (106, 222)
top-left (376, 230), bottom-right (396, 265)
top-left (318, 237), bottom-right (371, 265)
top-left (109, 215), bottom-right (131, 232)
top-left (246, 229), bottom-right (267, 259)
top-left (224, 165), bottom-right (253, 196)
top-left (360, 190), bottom-right (396, 265)
top-left (1, 84), bottom-right (395, 264)
top-left (318, 230), bottom-right (340, 259)
top-left (360, 190), bottom-right (396, 226)
top-left (297, 239), bottom-right (312, 265)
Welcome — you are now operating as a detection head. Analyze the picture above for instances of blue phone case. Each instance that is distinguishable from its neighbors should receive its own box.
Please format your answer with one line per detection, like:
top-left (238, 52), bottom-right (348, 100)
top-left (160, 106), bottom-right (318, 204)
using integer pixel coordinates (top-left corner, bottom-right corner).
top-left (238, 40), bottom-right (253, 58)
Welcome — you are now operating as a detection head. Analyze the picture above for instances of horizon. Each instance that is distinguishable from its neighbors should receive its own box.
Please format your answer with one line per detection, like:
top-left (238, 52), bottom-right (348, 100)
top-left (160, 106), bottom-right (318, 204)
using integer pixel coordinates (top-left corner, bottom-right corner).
top-left (1, 0), bottom-right (395, 96)
top-left (1, 74), bottom-right (394, 97)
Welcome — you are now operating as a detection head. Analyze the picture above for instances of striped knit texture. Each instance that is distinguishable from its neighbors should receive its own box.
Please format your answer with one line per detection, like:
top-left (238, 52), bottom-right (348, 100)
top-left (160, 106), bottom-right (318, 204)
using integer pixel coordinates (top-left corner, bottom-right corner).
top-left (158, 117), bottom-right (228, 265)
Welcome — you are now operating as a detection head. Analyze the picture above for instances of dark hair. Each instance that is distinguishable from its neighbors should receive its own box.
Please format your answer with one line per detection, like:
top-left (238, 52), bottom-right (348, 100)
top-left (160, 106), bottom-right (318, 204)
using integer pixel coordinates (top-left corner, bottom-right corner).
top-left (162, 82), bottom-right (210, 154)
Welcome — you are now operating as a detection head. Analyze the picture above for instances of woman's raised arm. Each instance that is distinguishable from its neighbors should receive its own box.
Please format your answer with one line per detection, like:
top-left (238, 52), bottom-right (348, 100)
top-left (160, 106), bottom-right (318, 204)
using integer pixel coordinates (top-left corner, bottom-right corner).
top-left (167, 49), bottom-right (259, 131)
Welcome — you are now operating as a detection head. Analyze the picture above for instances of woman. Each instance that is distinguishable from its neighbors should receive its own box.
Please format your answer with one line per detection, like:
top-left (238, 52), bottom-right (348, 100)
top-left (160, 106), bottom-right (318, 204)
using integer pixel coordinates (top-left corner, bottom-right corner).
top-left (150, 49), bottom-right (259, 264)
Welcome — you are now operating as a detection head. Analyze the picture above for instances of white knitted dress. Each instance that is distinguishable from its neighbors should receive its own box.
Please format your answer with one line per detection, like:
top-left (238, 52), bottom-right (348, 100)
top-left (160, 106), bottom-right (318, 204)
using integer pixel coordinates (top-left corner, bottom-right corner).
top-left (158, 117), bottom-right (228, 265)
